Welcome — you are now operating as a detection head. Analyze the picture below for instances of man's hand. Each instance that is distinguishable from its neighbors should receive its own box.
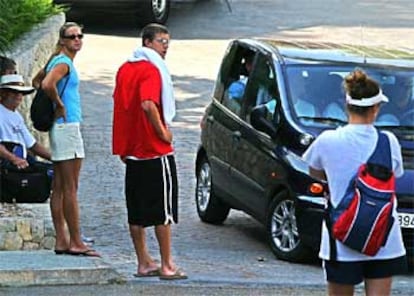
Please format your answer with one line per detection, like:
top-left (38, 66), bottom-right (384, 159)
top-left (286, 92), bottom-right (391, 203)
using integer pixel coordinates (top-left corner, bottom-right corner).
top-left (142, 100), bottom-right (173, 144)
top-left (11, 156), bottom-right (29, 170)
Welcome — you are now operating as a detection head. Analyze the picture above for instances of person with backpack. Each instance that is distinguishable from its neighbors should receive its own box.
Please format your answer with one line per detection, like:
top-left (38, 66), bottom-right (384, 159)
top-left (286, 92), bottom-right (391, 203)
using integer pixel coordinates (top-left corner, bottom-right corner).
top-left (38, 22), bottom-right (99, 257)
top-left (303, 69), bottom-right (407, 296)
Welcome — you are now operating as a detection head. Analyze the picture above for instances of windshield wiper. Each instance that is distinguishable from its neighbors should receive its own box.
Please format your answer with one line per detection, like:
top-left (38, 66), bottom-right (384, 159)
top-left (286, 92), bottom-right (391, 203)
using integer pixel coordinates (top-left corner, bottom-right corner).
top-left (297, 116), bottom-right (347, 124)
top-left (377, 125), bottom-right (414, 130)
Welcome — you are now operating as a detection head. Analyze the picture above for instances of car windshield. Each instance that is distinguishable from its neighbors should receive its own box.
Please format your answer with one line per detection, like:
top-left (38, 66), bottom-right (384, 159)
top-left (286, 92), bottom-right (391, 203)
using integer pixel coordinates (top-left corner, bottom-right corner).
top-left (285, 65), bottom-right (414, 128)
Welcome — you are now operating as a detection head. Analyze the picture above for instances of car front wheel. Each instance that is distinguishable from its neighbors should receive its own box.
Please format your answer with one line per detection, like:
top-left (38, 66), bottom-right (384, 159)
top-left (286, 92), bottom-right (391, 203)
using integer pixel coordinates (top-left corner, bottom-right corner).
top-left (267, 191), bottom-right (312, 262)
top-left (137, 0), bottom-right (170, 26)
top-left (195, 157), bottom-right (230, 224)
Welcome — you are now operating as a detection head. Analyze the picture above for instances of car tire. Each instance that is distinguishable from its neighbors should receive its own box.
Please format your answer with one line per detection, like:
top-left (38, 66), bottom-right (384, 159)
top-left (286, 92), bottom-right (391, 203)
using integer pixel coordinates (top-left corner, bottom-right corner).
top-left (266, 191), bottom-right (312, 262)
top-left (195, 157), bottom-right (230, 224)
top-left (136, 0), bottom-right (170, 26)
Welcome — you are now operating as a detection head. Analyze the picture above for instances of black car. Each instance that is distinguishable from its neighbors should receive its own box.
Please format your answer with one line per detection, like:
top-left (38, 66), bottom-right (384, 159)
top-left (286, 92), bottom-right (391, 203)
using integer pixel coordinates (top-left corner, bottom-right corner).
top-left (54, 0), bottom-right (171, 26)
top-left (195, 39), bottom-right (414, 263)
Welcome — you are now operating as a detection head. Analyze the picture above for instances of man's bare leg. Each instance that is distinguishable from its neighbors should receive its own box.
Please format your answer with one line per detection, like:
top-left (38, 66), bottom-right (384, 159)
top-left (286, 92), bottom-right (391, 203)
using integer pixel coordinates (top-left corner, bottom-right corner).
top-left (155, 224), bottom-right (186, 277)
top-left (129, 224), bottom-right (159, 275)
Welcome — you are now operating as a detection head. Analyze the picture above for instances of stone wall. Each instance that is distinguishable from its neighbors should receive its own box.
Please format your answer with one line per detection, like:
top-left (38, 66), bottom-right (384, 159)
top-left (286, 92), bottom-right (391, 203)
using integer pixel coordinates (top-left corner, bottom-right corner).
top-left (6, 13), bottom-right (65, 148)
top-left (0, 204), bottom-right (55, 250)
top-left (1, 13), bottom-right (65, 251)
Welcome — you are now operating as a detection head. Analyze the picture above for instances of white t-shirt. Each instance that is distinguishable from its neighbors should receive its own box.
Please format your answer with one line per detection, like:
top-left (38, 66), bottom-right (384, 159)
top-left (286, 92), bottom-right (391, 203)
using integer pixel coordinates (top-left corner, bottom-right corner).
top-left (303, 124), bottom-right (406, 261)
top-left (0, 104), bottom-right (36, 157)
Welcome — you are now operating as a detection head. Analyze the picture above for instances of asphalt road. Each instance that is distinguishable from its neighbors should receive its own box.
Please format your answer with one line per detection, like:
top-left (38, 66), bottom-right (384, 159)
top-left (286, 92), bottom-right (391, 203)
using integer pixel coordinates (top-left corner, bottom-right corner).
top-left (2, 0), bottom-right (413, 295)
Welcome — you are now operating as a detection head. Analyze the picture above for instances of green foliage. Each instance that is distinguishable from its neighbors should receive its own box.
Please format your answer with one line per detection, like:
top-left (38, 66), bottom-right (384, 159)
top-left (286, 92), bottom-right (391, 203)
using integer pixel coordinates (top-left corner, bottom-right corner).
top-left (0, 0), bottom-right (66, 54)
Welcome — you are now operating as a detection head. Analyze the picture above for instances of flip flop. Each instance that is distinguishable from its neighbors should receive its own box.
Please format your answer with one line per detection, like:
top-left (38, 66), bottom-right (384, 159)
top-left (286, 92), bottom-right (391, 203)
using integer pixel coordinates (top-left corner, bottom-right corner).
top-left (133, 269), bottom-right (161, 277)
top-left (159, 268), bottom-right (188, 280)
top-left (67, 249), bottom-right (101, 257)
top-left (54, 249), bottom-right (69, 255)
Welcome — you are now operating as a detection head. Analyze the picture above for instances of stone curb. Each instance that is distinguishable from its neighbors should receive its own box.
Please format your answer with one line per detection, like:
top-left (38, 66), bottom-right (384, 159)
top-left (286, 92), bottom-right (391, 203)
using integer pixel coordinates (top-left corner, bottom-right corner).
top-left (0, 251), bottom-right (124, 287)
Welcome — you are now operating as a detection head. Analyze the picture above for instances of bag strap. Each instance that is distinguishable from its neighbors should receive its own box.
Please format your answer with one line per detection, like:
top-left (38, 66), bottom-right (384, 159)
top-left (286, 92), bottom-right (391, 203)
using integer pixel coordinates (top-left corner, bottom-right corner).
top-left (58, 74), bottom-right (70, 98)
top-left (325, 202), bottom-right (338, 261)
top-left (368, 130), bottom-right (392, 169)
top-left (44, 56), bottom-right (71, 99)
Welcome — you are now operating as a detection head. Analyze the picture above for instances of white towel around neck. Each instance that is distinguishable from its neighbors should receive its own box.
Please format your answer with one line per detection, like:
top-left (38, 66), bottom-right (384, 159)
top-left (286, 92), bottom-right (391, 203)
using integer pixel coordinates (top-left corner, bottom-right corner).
top-left (128, 47), bottom-right (176, 124)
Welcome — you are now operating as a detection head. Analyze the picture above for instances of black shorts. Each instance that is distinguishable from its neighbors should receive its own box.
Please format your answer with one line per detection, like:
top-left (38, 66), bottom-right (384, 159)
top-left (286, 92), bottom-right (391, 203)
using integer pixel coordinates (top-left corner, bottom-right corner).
top-left (125, 155), bottom-right (178, 227)
top-left (323, 256), bottom-right (408, 285)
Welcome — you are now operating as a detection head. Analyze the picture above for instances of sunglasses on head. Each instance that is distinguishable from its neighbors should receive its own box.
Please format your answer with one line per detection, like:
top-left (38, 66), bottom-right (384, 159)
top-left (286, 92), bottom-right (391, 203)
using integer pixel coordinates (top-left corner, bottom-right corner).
top-left (62, 34), bottom-right (84, 40)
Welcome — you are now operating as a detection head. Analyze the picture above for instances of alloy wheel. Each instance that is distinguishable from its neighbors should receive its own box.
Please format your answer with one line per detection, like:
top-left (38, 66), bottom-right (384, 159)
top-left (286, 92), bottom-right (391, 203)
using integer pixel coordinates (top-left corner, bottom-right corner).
top-left (196, 162), bottom-right (211, 213)
top-left (270, 199), bottom-right (300, 252)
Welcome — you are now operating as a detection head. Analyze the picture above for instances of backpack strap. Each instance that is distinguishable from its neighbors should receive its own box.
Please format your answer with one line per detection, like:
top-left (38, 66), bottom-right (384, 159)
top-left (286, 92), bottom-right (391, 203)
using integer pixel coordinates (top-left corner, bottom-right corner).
top-left (325, 201), bottom-right (338, 261)
top-left (368, 130), bottom-right (392, 169)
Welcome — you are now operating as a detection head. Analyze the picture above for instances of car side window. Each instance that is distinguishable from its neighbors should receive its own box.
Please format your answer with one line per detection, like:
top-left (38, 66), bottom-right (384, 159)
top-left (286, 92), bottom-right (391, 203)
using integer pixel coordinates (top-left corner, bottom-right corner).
top-left (244, 56), bottom-right (279, 123)
top-left (221, 47), bottom-right (256, 116)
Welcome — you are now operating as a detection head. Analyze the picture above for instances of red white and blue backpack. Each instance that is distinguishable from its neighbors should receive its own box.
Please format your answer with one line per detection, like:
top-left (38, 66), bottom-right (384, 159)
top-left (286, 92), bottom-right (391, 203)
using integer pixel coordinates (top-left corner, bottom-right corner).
top-left (327, 130), bottom-right (395, 259)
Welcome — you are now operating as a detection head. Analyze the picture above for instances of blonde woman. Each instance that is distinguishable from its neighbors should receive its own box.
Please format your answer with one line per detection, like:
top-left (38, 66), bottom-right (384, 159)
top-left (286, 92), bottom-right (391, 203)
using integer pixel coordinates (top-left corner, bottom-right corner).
top-left (40, 22), bottom-right (99, 257)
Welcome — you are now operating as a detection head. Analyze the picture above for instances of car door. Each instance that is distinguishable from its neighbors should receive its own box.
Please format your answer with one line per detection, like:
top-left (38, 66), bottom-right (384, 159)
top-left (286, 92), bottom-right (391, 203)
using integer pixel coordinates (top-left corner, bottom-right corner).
top-left (229, 54), bottom-right (284, 218)
top-left (204, 43), bottom-right (257, 203)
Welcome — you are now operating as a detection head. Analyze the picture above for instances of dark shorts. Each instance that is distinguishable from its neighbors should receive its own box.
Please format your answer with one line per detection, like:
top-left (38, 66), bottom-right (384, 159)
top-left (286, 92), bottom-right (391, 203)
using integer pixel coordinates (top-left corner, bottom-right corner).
top-left (323, 256), bottom-right (408, 285)
top-left (125, 155), bottom-right (178, 227)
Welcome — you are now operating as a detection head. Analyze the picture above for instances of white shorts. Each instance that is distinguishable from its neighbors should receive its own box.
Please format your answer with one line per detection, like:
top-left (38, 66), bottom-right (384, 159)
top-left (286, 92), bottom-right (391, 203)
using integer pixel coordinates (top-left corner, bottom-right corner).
top-left (49, 122), bottom-right (85, 161)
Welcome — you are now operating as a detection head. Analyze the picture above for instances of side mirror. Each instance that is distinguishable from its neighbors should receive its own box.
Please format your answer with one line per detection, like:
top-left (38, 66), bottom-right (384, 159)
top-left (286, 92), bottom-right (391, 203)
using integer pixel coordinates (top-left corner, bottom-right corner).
top-left (250, 104), bottom-right (278, 138)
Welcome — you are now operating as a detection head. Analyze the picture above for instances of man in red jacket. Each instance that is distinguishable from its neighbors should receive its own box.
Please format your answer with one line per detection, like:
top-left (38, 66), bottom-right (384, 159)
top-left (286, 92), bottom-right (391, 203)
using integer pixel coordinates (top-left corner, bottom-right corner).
top-left (112, 23), bottom-right (186, 280)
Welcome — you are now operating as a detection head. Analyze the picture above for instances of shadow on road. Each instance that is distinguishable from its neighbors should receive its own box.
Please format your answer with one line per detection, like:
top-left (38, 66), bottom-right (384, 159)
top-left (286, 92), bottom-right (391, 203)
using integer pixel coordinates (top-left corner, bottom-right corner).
top-left (64, 0), bottom-right (414, 44)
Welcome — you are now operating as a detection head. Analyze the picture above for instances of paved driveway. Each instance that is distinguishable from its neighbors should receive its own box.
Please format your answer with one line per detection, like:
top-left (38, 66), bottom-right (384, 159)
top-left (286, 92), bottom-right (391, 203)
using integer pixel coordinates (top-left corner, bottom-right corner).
top-left (73, 0), bottom-right (413, 292)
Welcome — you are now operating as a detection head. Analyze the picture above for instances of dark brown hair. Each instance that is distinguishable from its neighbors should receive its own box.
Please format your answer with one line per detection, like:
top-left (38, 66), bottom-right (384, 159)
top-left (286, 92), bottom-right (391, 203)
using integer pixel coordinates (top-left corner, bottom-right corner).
top-left (0, 56), bottom-right (17, 75)
top-left (141, 23), bottom-right (169, 46)
top-left (344, 69), bottom-right (380, 115)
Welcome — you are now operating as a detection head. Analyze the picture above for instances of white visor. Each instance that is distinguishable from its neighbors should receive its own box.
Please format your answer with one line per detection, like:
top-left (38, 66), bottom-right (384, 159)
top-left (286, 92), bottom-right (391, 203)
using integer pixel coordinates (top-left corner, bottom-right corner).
top-left (346, 89), bottom-right (389, 107)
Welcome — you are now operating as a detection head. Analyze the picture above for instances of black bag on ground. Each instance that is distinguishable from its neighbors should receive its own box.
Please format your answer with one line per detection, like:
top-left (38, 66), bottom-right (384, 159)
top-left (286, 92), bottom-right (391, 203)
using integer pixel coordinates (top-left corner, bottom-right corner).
top-left (0, 162), bottom-right (53, 203)
top-left (0, 142), bottom-right (53, 203)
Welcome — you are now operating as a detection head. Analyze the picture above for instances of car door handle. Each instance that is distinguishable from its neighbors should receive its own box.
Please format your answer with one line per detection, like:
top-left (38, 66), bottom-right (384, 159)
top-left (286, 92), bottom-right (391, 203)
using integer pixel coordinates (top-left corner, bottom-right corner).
top-left (206, 115), bottom-right (214, 123)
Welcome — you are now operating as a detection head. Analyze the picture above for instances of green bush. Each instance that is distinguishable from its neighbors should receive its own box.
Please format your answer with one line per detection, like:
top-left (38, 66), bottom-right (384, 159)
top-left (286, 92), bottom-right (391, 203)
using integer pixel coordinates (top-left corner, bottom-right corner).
top-left (0, 0), bottom-right (65, 54)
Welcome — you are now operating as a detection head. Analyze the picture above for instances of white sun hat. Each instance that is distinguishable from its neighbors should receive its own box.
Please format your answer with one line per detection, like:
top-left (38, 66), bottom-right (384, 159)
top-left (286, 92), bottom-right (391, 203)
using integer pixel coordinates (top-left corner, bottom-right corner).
top-left (0, 74), bottom-right (35, 94)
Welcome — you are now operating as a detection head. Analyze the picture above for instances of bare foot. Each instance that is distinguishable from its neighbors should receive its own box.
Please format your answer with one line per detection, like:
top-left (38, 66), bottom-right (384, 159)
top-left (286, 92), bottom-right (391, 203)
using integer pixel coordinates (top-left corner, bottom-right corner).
top-left (137, 261), bottom-right (160, 276)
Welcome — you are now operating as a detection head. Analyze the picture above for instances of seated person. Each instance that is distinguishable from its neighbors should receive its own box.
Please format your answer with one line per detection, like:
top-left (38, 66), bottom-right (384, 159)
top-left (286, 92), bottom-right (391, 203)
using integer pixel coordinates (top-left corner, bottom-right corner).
top-left (321, 74), bottom-right (347, 121)
top-left (0, 74), bottom-right (51, 169)
top-left (322, 101), bottom-right (347, 121)
top-left (289, 76), bottom-right (318, 118)
top-left (378, 78), bottom-right (414, 125)
top-left (228, 54), bottom-right (254, 101)
top-left (295, 99), bottom-right (317, 117)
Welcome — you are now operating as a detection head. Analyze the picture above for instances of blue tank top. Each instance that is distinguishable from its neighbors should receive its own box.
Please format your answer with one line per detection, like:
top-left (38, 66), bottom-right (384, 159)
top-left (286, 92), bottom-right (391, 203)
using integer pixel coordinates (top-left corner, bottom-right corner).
top-left (46, 54), bottom-right (82, 123)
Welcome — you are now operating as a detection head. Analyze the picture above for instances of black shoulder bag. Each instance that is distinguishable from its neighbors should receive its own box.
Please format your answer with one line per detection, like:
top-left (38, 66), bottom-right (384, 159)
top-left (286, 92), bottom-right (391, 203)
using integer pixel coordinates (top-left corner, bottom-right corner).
top-left (30, 63), bottom-right (70, 132)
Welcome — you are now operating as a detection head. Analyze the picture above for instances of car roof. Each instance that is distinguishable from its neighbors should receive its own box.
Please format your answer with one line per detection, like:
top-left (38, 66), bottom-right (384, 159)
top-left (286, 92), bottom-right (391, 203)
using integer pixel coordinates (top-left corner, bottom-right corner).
top-left (237, 39), bottom-right (414, 68)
